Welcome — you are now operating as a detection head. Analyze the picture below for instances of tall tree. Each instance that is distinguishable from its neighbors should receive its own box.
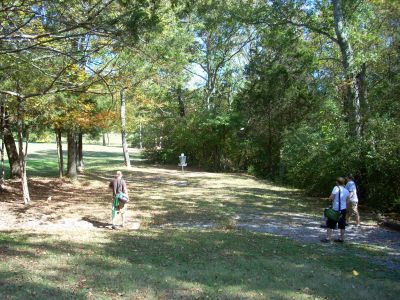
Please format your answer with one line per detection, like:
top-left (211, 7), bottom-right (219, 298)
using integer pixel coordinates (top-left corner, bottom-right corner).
top-left (1, 108), bottom-right (21, 178)
top-left (120, 88), bottom-right (131, 167)
top-left (55, 128), bottom-right (64, 178)
top-left (332, 0), bottom-right (362, 138)
top-left (16, 95), bottom-right (30, 204)
top-left (186, 0), bottom-right (254, 112)
top-left (67, 131), bottom-right (77, 179)
top-left (0, 99), bottom-right (5, 188)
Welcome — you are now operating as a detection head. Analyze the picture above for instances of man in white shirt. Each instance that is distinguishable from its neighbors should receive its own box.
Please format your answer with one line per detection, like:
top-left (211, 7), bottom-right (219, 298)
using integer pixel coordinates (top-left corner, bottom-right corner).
top-left (345, 174), bottom-right (361, 226)
top-left (321, 177), bottom-right (350, 243)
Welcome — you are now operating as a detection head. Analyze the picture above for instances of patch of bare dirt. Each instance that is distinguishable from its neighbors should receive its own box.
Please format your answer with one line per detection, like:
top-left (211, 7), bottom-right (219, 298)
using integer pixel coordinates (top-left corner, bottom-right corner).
top-left (0, 178), bottom-right (114, 231)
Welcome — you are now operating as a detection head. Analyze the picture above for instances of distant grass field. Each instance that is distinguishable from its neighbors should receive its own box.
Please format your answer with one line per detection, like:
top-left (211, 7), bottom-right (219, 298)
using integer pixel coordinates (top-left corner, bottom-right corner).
top-left (1, 143), bottom-right (399, 299)
top-left (2, 142), bottom-right (142, 178)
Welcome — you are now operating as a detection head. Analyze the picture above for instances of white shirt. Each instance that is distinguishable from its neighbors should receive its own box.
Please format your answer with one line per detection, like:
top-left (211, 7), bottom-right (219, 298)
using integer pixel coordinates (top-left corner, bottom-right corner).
top-left (345, 180), bottom-right (358, 203)
top-left (331, 186), bottom-right (349, 211)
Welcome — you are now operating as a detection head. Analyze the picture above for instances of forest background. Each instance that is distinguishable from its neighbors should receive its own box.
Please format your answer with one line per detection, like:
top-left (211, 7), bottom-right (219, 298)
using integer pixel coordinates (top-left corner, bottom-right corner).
top-left (1, 0), bottom-right (399, 213)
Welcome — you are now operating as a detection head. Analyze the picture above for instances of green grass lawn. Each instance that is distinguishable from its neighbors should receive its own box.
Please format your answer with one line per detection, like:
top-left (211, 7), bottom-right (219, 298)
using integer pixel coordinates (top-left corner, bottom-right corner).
top-left (1, 230), bottom-right (399, 300)
top-left (1, 143), bottom-right (399, 299)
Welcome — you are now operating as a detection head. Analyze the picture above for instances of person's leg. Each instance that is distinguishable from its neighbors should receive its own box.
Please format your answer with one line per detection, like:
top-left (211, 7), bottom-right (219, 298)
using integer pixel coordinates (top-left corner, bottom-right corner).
top-left (322, 219), bottom-right (336, 242)
top-left (121, 204), bottom-right (127, 227)
top-left (337, 210), bottom-right (347, 241)
top-left (340, 229), bottom-right (345, 241)
top-left (346, 203), bottom-right (353, 224)
top-left (353, 203), bottom-right (360, 226)
top-left (111, 204), bottom-right (117, 229)
top-left (327, 228), bottom-right (332, 240)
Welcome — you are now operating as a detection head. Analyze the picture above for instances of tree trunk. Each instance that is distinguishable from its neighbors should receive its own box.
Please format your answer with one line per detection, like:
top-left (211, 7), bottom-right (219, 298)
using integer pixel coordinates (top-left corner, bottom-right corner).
top-left (332, 0), bottom-right (362, 138)
top-left (2, 108), bottom-right (21, 178)
top-left (139, 122), bottom-right (143, 149)
top-left (120, 88), bottom-right (131, 167)
top-left (267, 108), bottom-right (273, 175)
top-left (177, 85), bottom-right (185, 117)
top-left (0, 105), bottom-right (5, 189)
top-left (0, 139), bottom-right (4, 190)
top-left (102, 133), bottom-right (107, 146)
top-left (17, 97), bottom-right (30, 205)
top-left (205, 34), bottom-right (213, 111)
top-left (56, 129), bottom-right (64, 178)
top-left (77, 132), bottom-right (84, 173)
top-left (356, 62), bottom-right (369, 134)
top-left (67, 131), bottom-right (77, 179)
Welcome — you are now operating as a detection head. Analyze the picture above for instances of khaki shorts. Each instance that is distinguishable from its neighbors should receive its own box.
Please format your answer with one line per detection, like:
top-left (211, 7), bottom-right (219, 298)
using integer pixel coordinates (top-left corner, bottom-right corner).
top-left (349, 202), bottom-right (359, 216)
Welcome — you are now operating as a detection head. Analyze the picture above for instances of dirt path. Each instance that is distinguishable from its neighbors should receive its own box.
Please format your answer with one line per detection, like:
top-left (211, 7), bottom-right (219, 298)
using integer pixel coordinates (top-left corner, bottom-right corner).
top-left (1, 144), bottom-right (399, 270)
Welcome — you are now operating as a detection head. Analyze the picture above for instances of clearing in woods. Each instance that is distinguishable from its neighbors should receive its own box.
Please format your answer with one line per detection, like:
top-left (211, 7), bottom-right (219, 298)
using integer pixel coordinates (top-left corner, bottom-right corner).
top-left (0, 143), bottom-right (399, 299)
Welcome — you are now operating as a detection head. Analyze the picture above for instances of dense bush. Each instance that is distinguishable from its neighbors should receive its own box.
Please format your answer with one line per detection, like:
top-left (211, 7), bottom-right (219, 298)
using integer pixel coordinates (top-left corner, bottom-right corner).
top-left (282, 116), bottom-right (400, 212)
top-left (143, 112), bottom-right (242, 171)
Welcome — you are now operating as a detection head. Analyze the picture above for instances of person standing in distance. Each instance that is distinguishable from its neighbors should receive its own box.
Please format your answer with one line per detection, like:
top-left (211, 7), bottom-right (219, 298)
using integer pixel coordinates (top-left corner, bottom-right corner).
top-left (321, 177), bottom-right (350, 243)
top-left (109, 171), bottom-right (128, 229)
top-left (345, 174), bottom-right (361, 227)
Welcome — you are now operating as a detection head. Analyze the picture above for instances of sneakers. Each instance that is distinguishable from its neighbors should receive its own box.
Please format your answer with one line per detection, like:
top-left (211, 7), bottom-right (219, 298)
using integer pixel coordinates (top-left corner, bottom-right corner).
top-left (111, 225), bottom-right (117, 230)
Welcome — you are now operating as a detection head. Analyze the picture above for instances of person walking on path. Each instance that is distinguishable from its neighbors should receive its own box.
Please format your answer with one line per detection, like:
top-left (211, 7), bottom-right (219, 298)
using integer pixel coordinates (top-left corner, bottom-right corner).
top-left (321, 177), bottom-right (350, 243)
top-left (345, 174), bottom-right (361, 226)
top-left (109, 171), bottom-right (129, 229)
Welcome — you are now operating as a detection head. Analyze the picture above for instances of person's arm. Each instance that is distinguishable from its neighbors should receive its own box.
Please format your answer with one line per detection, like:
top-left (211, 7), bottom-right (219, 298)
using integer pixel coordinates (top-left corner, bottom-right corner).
top-left (346, 182), bottom-right (354, 199)
top-left (329, 186), bottom-right (337, 201)
top-left (122, 180), bottom-right (128, 195)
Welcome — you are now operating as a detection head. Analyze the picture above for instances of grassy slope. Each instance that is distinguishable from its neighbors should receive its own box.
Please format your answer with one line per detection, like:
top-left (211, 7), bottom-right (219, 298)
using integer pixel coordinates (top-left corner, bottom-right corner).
top-left (0, 143), bottom-right (399, 299)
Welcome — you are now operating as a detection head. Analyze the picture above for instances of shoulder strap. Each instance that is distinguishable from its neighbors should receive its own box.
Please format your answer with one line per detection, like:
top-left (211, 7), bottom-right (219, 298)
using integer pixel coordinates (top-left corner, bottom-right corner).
top-left (338, 186), bottom-right (341, 211)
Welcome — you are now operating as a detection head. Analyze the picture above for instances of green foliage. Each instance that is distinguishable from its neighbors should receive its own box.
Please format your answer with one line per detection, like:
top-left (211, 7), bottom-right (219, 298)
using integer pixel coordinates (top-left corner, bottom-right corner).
top-left (362, 118), bottom-right (400, 211)
top-left (282, 115), bottom-right (354, 195)
top-left (144, 112), bottom-right (241, 171)
top-left (282, 105), bottom-right (400, 212)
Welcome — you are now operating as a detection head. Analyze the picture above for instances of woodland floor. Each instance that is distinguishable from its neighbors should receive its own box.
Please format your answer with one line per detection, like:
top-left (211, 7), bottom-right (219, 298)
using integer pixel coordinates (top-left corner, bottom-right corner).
top-left (0, 144), bottom-right (399, 299)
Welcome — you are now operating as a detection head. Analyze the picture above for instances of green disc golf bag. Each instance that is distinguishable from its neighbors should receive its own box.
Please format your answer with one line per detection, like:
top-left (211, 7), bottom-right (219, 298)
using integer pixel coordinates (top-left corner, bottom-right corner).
top-left (324, 208), bottom-right (341, 222)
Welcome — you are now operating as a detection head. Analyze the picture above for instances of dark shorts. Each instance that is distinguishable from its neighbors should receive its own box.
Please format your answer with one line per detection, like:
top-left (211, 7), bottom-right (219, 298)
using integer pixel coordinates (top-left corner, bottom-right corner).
top-left (326, 209), bottom-right (347, 230)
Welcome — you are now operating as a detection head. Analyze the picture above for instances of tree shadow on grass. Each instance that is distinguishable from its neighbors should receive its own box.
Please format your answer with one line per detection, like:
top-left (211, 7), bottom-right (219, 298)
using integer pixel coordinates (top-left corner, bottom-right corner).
top-left (1, 230), bottom-right (399, 299)
top-left (81, 217), bottom-right (110, 229)
top-left (0, 277), bottom-right (87, 300)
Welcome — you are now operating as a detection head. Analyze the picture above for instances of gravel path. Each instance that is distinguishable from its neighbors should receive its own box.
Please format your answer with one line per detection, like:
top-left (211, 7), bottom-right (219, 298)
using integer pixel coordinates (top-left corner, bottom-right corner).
top-left (151, 212), bottom-right (400, 270)
top-left (236, 213), bottom-right (400, 251)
